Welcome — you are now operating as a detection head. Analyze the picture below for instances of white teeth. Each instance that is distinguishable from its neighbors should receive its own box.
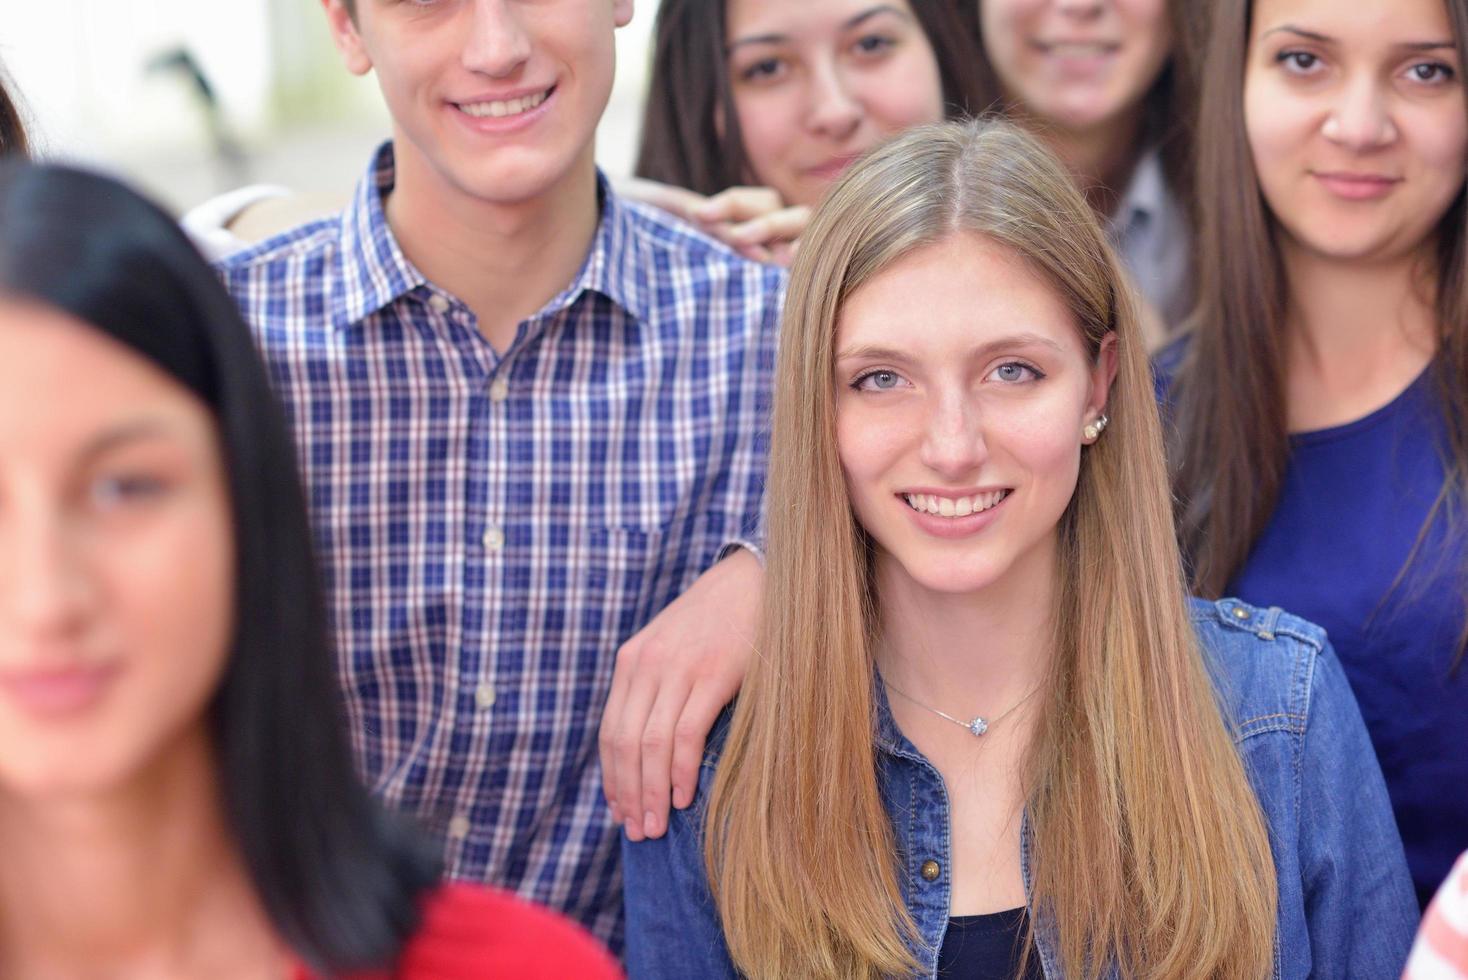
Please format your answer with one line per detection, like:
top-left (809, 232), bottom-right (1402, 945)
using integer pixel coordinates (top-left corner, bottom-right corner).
top-left (459, 89), bottom-right (550, 118)
top-left (1046, 42), bottom-right (1112, 56)
top-left (902, 490), bottom-right (1010, 518)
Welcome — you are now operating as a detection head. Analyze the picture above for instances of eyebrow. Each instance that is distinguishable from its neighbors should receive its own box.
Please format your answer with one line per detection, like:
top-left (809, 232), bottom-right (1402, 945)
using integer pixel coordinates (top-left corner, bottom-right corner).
top-left (834, 332), bottom-right (1067, 364)
top-left (79, 420), bottom-right (177, 463)
top-left (1261, 25), bottom-right (1456, 52)
top-left (727, 4), bottom-right (913, 52)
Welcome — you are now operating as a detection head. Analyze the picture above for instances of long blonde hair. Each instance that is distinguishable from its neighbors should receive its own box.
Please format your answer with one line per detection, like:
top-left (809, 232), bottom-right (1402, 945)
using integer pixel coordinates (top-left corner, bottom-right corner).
top-left (704, 119), bottom-right (1277, 979)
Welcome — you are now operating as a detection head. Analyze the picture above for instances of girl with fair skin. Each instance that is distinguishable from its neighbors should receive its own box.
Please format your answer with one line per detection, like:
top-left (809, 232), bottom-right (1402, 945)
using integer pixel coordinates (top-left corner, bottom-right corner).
top-left (624, 120), bottom-right (1416, 980)
top-left (1167, 0), bottom-right (1468, 908)
top-left (0, 162), bottom-right (620, 979)
top-left (960, 0), bottom-right (1194, 337)
top-left (632, 0), bottom-right (981, 264)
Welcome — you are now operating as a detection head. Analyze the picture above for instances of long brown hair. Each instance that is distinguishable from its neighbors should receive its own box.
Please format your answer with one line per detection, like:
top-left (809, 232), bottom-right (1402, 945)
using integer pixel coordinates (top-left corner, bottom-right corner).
top-left (634, 0), bottom-right (987, 196)
top-left (705, 118), bottom-right (1277, 979)
top-left (1169, 0), bottom-right (1468, 662)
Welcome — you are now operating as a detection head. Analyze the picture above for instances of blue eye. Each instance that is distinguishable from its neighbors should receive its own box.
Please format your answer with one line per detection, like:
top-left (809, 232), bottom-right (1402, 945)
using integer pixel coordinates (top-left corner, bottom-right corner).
top-left (990, 362), bottom-right (1043, 383)
top-left (852, 369), bottom-right (907, 391)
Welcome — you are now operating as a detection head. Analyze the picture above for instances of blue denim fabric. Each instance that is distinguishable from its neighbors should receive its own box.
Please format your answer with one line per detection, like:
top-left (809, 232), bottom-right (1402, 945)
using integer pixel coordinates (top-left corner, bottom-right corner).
top-left (623, 598), bottom-right (1419, 979)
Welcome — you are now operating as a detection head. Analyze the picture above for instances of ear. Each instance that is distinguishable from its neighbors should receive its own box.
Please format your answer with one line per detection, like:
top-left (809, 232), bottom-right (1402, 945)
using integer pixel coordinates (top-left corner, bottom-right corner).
top-left (321, 0), bottom-right (374, 76)
top-left (1085, 331), bottom-right (1120, 424)
top-left (613, 0), bottom-right (634, 29)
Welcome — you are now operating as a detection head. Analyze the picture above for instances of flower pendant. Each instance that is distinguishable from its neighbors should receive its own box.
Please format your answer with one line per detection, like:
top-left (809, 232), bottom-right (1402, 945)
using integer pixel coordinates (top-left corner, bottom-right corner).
top-left (967, 716), bottom-right (989, 737)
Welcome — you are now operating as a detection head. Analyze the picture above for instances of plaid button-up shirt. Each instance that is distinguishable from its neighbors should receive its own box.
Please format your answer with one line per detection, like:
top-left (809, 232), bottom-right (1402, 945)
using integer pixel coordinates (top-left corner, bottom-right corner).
top-left (219, 143), bottom-right (783, 948)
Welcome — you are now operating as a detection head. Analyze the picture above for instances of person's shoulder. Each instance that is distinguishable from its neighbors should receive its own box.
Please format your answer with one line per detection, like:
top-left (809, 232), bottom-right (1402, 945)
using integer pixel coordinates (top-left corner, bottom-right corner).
top-left (1189, 596), bottom-right (1330, 740)
top-left (394, 883), bottom-right (622, 980)
top-left (613, 191), bottom-right (786, 295)
top-left (214, 213), bottom-right (342, 283)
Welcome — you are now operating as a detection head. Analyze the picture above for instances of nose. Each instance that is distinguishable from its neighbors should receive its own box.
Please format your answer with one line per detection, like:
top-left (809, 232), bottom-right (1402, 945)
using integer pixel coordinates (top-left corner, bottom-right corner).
top-left (1323, 76), bottom-right (1397, 150)
top-left (918, 390), bottom-right (988, 479)
top-left (0, 508), bottom-right (92, 642)
top-left (461, 0), bottom-right (532, 79)
top-left (804, 60), bottom-right (863, 142)
top-left (1055, 0), bottom-right (1105, 20)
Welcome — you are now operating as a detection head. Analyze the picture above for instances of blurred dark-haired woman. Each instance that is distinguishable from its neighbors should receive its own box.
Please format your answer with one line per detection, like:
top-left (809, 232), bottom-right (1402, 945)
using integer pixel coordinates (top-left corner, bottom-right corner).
top-left (0, 161), bottom-right (621, 979)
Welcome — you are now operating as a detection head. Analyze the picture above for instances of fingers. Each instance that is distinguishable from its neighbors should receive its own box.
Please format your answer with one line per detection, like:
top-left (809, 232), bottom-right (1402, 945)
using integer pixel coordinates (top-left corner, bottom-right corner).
top-left (635, 672), bottom-right (696, 839)
top-left (692, 186), bottom-right (785, 225)
top-left (725, 205), bottom-right (811, 250)
top-left (669, 681), bottom-right (731, 811)
top-left (599, 634), bottom-right (642, 824)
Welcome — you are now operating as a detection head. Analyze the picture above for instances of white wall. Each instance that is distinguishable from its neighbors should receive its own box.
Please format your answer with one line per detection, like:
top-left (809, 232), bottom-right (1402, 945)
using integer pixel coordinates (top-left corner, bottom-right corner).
top-left (2, 0), bottom-right (657, 211)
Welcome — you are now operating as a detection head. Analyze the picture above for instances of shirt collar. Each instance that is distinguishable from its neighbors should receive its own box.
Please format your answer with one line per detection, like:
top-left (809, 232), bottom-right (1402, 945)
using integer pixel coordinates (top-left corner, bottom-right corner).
top-left (330, 141), bottom-right (650, 330)
top-left (872, 672), bottom-right (924, 761)
top-left (558, 175), bottom-right (654, 324)
top-left (330, 141), bottom-right (427, 331)
top-left (1110, 146), bottom-right (1167, 236)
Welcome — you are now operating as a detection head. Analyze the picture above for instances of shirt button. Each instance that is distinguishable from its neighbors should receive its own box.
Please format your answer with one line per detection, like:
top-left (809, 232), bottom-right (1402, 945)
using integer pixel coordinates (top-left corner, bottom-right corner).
top-left (428, 293), bottom-right (450, 314)
top-left (489, 378), bottom-right (510, 403)
top-left (448, 814), bottom-right (471, 840)
top-left (920, 860), bottom-right (941, 882)
top-left (482, 526), bottom-right (504, 551)
top-left (475, 683), bottom-right (497, 710)
top-left (1232, 607), bottom-right (1250, 620)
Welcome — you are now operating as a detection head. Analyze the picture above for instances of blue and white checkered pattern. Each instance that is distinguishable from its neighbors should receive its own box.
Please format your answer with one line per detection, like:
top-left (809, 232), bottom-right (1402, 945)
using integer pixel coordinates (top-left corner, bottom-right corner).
top-left (219, 143), bottom-right (783, 949)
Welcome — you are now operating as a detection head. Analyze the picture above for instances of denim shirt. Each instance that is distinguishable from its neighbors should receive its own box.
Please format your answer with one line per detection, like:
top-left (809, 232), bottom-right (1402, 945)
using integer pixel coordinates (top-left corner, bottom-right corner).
top-left (622, 598), bottom-right (1420, 979)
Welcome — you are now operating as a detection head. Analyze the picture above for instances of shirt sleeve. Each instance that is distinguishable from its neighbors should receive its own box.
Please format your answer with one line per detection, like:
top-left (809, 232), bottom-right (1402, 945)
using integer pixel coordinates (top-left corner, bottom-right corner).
top-left (622, 791), bottom-right (739, 979)
top-left (713, 270), bottom-right (781, 566)
top-left (1404, 851), bottom-right (1468, 980)
top-left (1297, 641), bottom-right (1420, 978)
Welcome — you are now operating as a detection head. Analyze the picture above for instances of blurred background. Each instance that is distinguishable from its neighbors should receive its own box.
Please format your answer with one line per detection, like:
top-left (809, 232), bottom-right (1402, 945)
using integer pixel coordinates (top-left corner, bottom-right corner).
top-left (1, 0), bottom-right (657, 214)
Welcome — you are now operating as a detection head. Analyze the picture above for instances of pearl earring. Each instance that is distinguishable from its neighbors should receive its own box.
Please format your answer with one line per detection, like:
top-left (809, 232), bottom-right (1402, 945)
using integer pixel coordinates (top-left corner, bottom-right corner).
top-left (1083, 413), bottom-right (1110, 442)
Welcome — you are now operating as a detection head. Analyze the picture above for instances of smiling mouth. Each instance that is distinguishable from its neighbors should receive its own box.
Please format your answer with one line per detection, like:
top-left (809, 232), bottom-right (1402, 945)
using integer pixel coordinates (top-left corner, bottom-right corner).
top-left (902, 489), bottom-right (1011, 518)
top-left (455, 86), bottom-right (554, 119)
top-left (1035, 40), bottom-right (1120, 57)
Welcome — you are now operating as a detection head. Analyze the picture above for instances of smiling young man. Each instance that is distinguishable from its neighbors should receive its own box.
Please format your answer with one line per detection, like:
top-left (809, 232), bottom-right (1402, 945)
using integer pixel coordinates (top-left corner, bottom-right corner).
top-left (217, 0), bottom-right (781, 949)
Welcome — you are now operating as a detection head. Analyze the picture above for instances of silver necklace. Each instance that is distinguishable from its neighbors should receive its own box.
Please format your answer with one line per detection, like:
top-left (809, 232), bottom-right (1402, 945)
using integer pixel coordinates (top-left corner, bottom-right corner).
top-left (883, 679), bottom-right (1041, 738)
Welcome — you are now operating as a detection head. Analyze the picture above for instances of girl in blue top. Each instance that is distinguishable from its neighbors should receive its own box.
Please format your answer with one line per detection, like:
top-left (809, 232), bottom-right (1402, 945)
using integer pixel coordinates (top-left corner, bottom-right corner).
top-left (1164, 0), bottom-right (1468, 907)
top-left (623, 119), bottom-right (1416, 979)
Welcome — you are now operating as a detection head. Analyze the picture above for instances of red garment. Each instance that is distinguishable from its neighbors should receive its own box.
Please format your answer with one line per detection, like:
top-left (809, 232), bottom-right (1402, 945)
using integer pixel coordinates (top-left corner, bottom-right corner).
top-left (294, 883), bottom-right (623, 980)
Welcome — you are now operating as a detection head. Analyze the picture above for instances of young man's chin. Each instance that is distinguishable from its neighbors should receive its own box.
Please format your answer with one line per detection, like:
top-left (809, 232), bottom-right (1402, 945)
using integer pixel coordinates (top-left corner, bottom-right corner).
top-left (423, 132), bottom-right (595, 208)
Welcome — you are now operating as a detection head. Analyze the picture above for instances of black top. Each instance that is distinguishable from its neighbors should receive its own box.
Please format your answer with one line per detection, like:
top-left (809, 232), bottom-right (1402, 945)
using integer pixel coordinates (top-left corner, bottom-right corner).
top-left (936, 907), bottom-right (1043, 980)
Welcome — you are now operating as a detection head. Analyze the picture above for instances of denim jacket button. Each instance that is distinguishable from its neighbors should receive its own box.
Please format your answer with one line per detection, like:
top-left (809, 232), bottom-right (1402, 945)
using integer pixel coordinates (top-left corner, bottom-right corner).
top-left (1232, 607), bottom-right (1250, 620)
top-left (920, 860), bottom-right (941, 882)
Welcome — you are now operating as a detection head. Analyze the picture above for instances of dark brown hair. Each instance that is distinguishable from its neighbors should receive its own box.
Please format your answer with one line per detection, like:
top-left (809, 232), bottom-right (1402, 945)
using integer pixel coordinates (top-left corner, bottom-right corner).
top-left (1169, 0), bottom-right (1468, 659)
top-left (1, 69), bottom-right (28, 158)
top-left (950, 0), bottom-right (1202, 210)
top-left (634, 0), bottom-right (987, 196)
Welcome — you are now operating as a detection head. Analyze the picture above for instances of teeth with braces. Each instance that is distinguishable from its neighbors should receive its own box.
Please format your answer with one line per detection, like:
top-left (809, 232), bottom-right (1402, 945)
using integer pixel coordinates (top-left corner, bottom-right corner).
top-left (903, 489), bottom-right (1010, 518)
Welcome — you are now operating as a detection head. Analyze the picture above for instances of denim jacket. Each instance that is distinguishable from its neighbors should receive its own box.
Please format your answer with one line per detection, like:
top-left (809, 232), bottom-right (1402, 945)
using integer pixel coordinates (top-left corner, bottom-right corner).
top-left (622, 598), bottom-right (1420, 979)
